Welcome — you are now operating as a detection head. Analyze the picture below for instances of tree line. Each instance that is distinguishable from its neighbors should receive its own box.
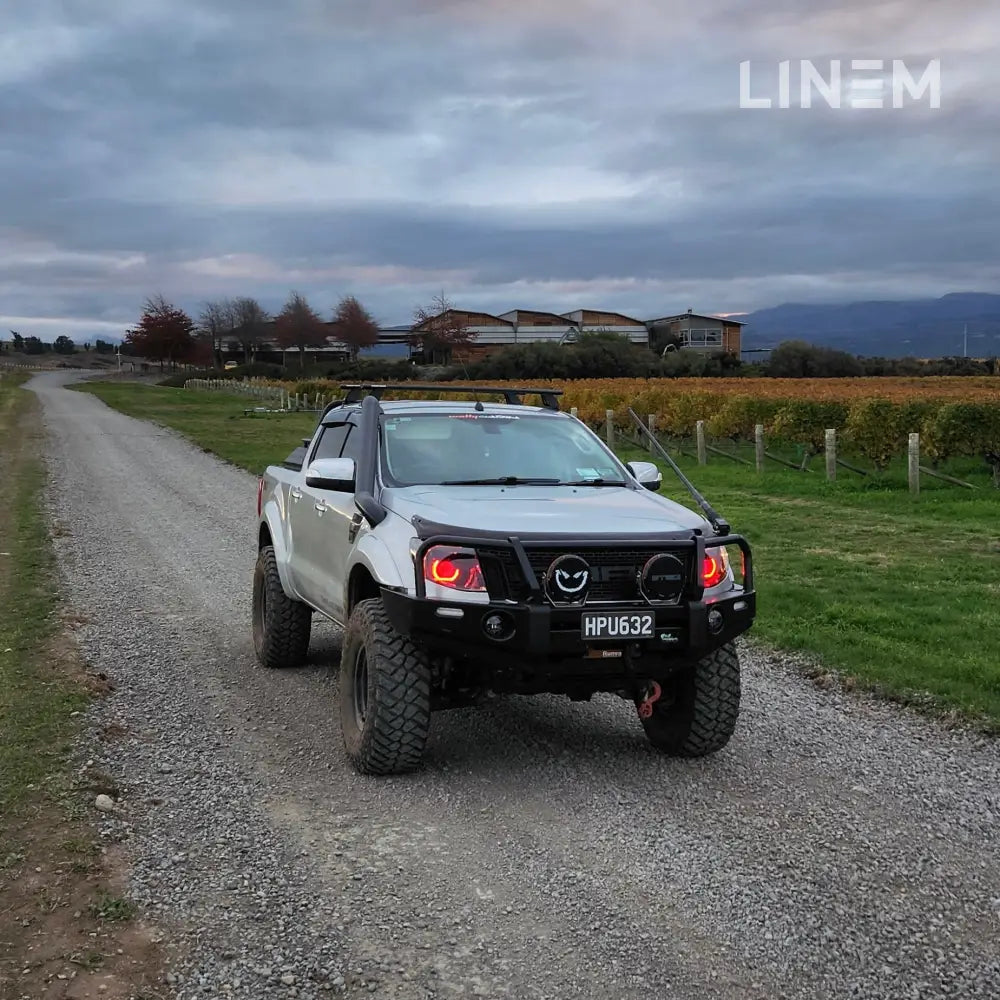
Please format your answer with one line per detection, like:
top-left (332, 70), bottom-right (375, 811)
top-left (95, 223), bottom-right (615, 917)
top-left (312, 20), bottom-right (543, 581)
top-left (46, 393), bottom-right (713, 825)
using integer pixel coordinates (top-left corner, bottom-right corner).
top-left (0, 332), bottom-right (117, 356)
top-left (120, 290), bottom-right (475, 371)
top-left (121, 291), bottom-right (384, 370)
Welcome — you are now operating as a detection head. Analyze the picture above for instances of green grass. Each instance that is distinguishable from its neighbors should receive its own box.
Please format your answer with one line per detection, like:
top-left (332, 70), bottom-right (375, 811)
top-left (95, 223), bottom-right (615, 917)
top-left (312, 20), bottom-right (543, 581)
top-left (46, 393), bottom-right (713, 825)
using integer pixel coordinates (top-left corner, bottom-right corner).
top-left (621, 441), bottom-right (1000, 725)
top-left (0, 375), bottom-right (89, 819)
top-left (75, 381), bottom-right (317, 474)
top-left (76, 380), bottom-right (1000, 726)
top-left (89, 891), bottom-right (136, 922)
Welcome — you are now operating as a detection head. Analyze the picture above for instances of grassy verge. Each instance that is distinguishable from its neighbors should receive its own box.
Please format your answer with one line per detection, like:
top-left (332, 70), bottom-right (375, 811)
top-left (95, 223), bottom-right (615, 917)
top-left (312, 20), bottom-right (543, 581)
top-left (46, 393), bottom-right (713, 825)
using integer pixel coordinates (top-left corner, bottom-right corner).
top-left (76, 380), bottom-right (1000, 727)
top-left (1, 374), bottom-right (165, 994)
top-left (0, 374), bottom-right (88, 818)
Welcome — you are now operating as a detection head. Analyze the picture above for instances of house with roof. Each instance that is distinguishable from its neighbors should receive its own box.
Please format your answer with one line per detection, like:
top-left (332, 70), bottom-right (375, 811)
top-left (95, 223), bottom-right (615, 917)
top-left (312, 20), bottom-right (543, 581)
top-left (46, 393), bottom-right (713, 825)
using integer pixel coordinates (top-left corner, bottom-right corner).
top-left (646, 309), bottom-right (746, 355)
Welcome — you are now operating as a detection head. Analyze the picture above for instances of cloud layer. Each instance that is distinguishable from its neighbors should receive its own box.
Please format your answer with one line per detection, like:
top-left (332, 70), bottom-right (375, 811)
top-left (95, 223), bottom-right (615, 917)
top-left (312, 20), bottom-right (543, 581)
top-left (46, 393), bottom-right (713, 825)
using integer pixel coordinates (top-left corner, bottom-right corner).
top-left (2, 0), bottom-right (997, 341)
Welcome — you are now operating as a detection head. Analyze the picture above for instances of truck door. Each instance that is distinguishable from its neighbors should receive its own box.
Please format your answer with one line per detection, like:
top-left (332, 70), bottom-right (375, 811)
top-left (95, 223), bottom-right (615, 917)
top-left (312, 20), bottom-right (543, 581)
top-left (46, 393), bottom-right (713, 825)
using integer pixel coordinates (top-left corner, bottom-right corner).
top-left (291, 422), bottom-right (350, 608)
top-left (306, 422), bottom-right (365, 621)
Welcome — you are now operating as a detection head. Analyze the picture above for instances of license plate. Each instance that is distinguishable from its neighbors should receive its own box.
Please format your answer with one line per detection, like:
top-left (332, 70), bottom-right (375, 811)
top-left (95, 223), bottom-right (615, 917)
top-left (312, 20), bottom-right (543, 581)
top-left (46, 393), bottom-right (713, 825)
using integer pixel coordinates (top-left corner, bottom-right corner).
top-left (581, 612), bottom-right (655, 640)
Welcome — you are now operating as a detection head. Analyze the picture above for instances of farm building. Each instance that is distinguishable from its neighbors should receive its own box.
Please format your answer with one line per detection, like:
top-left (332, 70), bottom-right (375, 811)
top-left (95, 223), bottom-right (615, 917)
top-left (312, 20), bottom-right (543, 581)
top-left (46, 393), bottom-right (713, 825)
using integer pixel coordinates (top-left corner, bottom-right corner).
top-left (559, 310), bottom-right (650, 344)
top-left (215, 305), bottom-right (742, 365)
top-left (647, 310), bottom-right (745, 355)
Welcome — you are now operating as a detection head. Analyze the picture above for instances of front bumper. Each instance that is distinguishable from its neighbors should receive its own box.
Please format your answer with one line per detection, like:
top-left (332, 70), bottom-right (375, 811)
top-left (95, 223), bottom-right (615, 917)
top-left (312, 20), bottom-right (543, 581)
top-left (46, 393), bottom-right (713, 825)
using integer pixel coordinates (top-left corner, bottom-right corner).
top-left (386, 518), bottom-right (757, 671)
top-left (381, 586), bottom-right (756, 666)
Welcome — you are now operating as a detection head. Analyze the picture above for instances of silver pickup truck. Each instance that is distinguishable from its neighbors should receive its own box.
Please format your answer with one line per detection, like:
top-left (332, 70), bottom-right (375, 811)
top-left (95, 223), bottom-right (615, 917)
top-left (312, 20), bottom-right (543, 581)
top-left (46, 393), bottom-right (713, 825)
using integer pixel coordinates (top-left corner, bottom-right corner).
top-left (254, 384), bottom-right (755, 775)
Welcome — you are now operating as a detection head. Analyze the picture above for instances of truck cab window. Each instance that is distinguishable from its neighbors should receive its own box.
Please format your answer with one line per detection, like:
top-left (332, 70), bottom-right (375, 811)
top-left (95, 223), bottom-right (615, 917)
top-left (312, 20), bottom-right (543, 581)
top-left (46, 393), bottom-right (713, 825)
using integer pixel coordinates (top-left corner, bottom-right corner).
top-left (312, 424), bottom-right (350, 462)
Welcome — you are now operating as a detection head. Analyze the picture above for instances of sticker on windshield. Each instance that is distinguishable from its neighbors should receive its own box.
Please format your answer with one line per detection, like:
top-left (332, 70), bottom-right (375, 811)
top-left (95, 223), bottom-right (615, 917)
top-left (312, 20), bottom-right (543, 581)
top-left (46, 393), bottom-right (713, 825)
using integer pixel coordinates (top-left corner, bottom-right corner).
top-left (448, 414), bottom-right (519, 421)
top-left (575, 468), bottom-right (601, 478)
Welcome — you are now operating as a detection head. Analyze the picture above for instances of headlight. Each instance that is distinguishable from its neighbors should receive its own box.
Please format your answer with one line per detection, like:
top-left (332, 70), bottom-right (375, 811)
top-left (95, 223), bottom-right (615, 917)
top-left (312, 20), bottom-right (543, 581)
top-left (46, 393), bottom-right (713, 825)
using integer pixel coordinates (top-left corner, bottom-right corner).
top-left (702, 547), bottom-right (730, 588)
top-left (421, 545), bottom-right (488, 602)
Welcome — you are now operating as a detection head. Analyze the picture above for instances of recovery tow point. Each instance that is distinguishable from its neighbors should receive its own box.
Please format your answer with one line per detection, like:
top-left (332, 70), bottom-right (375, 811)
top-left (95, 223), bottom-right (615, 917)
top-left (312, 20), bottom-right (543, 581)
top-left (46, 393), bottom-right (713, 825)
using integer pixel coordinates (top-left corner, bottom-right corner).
top-left (636, 680), bottom-right (663, 720)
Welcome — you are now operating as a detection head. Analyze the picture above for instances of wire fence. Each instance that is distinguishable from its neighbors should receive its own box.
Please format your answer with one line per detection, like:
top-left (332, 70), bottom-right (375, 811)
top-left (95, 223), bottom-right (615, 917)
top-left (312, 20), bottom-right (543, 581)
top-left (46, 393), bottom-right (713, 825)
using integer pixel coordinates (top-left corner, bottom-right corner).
top-left (590, 408), bottom-right (987, 495)
top-left (184, 377), bottom-right (333, 412)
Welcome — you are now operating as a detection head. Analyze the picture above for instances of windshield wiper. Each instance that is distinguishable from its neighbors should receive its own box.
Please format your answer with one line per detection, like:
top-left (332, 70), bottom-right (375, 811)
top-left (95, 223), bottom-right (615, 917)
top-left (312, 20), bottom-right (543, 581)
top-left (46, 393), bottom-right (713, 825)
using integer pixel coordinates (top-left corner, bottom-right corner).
top-left (440, 476), bottom-right (561, 486)
top-left (561, 477), bottom-right (625, 486)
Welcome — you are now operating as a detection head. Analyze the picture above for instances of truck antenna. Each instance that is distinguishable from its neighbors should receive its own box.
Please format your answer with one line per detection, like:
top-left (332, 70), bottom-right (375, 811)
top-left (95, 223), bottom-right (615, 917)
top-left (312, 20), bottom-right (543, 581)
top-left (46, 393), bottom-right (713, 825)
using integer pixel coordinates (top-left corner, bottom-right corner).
top-left (627, 408), bottom-right (730, 535)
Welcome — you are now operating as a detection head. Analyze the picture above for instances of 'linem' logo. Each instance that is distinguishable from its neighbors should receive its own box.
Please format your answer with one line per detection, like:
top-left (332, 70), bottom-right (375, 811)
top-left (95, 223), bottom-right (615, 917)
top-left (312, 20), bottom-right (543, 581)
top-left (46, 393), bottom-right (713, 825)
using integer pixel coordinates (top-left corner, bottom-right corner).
top-left (739, 59), bottom-right (941, 110)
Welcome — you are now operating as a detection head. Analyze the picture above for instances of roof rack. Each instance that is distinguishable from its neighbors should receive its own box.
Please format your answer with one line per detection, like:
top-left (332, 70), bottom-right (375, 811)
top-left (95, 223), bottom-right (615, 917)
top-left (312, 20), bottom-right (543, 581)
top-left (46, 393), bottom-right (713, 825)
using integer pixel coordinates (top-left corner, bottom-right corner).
top-left (339, 383), bottom-right (563, 412)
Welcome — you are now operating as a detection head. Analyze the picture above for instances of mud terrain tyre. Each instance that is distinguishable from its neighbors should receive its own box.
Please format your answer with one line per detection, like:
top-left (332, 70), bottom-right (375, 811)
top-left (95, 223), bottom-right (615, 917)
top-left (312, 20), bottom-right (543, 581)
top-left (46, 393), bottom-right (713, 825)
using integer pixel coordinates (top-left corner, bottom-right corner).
top-left (640, 643), bottom-right (740, 757)
top-left (252, 545), bottom-right (312, 669)
top-left (340, 598), bottom-right (432, 775)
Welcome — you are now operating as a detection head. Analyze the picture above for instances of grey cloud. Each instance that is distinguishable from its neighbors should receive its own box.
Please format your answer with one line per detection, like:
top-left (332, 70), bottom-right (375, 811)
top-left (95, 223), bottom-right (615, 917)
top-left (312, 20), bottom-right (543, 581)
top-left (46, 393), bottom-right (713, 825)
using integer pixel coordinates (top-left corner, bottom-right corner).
top-left (1, 0), bottom-right (997, 340)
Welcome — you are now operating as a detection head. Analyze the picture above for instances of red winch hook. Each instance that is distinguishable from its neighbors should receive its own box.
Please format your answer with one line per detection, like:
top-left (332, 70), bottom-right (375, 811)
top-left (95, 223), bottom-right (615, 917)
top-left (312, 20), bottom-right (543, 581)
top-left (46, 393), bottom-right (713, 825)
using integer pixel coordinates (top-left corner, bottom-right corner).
top-left (636, 681), bottom-right (662, 720)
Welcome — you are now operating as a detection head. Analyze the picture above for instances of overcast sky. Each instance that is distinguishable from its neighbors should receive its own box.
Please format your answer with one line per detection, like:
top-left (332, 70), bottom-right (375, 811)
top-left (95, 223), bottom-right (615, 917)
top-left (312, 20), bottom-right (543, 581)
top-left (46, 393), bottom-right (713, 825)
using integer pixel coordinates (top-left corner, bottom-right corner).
top-left (3, 0), bottom-right (997, 342)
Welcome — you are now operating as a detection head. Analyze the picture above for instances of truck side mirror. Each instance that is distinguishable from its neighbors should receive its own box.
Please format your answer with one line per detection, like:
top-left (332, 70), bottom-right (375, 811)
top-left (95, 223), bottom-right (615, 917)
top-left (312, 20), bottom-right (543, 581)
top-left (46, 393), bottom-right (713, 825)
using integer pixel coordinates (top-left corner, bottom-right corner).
top-left (305, 457), bottom-right (356, 492)
top-left (627, 460), bottom-right (662, 491)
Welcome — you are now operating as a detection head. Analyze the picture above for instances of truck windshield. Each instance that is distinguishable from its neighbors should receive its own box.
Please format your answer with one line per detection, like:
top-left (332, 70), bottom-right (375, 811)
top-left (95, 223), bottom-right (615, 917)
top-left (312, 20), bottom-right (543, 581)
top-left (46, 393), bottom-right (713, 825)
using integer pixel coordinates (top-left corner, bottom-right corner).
top-left (380, 413), bottom-right (628, 487)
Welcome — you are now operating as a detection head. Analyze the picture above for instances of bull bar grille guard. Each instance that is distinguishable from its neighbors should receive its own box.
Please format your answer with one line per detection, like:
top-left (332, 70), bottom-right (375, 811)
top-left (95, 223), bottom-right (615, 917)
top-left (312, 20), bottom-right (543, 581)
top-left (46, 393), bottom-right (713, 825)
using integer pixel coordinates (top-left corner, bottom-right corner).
top-left (410, 517), bottom-right (754, 606)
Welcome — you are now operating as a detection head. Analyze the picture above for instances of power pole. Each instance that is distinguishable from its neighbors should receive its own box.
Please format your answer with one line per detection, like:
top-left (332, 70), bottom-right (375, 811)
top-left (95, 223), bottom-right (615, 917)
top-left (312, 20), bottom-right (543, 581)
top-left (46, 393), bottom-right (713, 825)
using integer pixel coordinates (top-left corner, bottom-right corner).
top-left (963, 323), bottom-right (968, 358)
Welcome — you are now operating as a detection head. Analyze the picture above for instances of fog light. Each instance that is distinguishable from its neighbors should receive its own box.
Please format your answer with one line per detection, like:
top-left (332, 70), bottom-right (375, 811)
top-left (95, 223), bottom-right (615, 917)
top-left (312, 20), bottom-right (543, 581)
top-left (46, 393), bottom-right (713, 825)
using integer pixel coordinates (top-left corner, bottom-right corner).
top-left (707, 608), bottom-right (725, 634)
top-left (482, 611), bottom-right (516, 642)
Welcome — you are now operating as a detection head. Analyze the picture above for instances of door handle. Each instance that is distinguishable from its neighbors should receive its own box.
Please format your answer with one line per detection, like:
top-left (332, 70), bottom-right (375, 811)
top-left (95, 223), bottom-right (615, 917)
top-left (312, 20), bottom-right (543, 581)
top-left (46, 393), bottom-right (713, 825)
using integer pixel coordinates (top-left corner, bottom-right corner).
top-left (290, 488), bottom-right (303, 501)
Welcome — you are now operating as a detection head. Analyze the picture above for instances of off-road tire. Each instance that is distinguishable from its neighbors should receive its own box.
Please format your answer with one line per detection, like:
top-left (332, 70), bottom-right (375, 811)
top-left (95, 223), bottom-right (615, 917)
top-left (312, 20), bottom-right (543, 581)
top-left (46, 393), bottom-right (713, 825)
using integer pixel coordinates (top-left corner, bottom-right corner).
top-left (252, 545), bottom-right (312, 669)
top-left (340, 598), bottom-right (432, 775)
top-left (640, 643), bottom-right (740, 757)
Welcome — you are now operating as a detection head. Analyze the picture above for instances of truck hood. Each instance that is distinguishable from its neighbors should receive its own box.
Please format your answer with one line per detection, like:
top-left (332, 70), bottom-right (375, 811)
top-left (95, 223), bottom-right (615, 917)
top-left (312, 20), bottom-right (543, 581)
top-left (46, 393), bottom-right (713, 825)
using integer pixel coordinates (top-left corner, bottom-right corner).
top-left (382, 484), bottom-right (707, 537)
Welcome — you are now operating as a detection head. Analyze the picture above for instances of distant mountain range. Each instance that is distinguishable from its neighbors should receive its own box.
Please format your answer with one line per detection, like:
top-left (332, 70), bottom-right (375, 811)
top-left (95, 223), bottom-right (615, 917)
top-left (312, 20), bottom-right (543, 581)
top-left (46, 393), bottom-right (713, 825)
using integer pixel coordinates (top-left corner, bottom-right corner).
top-left (740, 293), bottom-right (1000, 358)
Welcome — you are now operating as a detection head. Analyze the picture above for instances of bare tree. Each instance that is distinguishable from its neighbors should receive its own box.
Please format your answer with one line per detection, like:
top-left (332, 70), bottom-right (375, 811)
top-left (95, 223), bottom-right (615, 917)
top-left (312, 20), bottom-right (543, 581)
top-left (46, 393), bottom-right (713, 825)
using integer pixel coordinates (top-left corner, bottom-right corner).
top-left (231, 297), bottom-right (271, 364)
top-left (332, 295), bottom-right (379, 361)
top-left (411, 292), bottom-right (474, 365)
top-left (275, 291), bottom-right (327, 370)
top-left (197, 298), bottom-right (236, 369)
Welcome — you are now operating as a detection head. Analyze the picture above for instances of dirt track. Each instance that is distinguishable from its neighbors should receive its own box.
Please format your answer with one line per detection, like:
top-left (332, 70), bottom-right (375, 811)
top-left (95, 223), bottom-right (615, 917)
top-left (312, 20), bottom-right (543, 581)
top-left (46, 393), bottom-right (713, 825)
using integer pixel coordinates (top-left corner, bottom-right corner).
top-left (30, 371), bottom-right (1000, 1000)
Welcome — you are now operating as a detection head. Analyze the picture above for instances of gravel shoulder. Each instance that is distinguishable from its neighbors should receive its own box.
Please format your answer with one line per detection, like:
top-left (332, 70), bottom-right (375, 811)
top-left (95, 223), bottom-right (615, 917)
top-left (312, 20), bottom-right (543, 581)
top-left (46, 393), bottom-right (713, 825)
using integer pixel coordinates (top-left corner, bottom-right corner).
top-left (31, 371), bottom-right (1000, 1000)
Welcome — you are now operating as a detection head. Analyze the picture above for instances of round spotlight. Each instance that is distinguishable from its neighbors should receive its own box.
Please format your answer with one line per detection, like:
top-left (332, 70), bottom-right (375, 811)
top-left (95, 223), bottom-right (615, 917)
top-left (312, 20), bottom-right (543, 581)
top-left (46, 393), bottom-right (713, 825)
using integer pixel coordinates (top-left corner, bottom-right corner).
top-left (482, 611), bottom-right (516, 643)
top-left (639, 553), bottom-right (686, 604)
top-left (707, 608), bottom-right (725, 634)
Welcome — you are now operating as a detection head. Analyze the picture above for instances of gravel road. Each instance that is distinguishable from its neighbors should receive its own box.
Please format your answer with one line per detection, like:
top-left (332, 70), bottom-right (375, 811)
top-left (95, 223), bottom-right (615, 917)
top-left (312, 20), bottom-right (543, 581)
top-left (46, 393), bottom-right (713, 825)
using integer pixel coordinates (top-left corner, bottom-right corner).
top-left (31, 371), bottom-right (1000, 1000)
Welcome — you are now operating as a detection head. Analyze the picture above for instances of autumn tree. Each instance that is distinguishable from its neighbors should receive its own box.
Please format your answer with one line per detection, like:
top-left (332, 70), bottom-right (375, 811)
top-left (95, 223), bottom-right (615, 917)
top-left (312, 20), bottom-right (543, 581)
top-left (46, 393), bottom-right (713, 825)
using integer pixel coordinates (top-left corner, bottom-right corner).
top-left (275, 291), bottom-right (327, 369)
top-left (230, 297), bottom-right (271, 364)
top-left (332, 295), bottom-right (379, 360)
top-left (197, 298), bottom-right (236, 369)
top-left (123, 294), bottom-right (196, 370)
top-left (411, 292), bottom-right (474, 365)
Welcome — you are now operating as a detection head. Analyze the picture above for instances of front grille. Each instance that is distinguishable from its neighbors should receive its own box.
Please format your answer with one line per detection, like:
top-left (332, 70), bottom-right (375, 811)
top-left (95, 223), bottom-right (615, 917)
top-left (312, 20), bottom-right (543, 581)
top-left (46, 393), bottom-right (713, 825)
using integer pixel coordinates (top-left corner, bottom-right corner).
top-left (477, 546), bottom-right (690, 604)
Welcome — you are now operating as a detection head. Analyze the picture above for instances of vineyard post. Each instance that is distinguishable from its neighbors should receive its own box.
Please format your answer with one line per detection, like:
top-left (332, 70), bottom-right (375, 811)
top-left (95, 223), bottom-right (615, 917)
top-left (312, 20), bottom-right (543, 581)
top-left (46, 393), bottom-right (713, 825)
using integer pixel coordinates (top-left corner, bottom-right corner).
top-left (570, 406), bottom-right (578, 419)
top-left (755, 424), bottom-right (765, 473)
top-left (605, 410), bottom-right (615, 447)
top-left (647, 414), bottom-right (656, 455)
top-left (696, 421), bottom-right (707, 465)
top-left (825, 429), bottom-right (836, 482)
top-left (908, 433), bottom-right (920, 496)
